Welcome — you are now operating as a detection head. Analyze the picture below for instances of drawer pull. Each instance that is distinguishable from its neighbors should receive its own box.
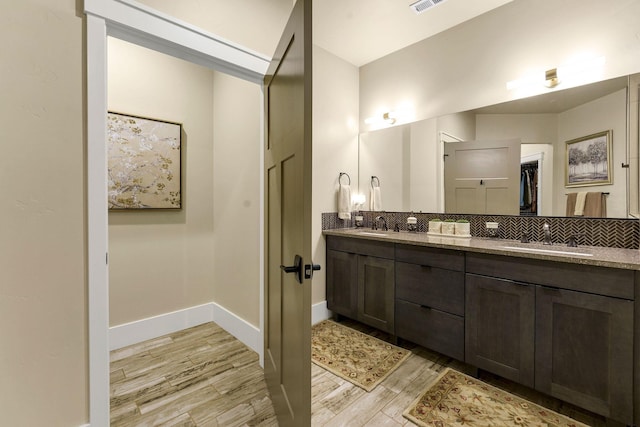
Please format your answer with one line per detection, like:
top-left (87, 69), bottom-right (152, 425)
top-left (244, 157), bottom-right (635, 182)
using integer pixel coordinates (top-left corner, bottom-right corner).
top-left (420, 304), bottom-right (432, 310)
top-left (420, 265), bottom-right (432, 270)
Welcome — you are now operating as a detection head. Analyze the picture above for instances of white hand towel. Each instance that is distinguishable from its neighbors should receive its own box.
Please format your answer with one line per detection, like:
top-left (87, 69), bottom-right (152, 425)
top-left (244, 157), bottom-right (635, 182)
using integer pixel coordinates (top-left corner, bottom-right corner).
top-left (338, 184), bottom-right (352, 220)
top-left (574, 191), bottom-right (587, 216)
top-left (370, 186), bottom-right (382, 211)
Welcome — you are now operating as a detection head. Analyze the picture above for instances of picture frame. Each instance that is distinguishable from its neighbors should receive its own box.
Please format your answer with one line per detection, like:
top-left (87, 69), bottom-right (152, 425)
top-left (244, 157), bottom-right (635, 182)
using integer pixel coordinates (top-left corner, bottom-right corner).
top-left (107, 112), bottom-right (182, 209)
top-left (565, 130), bottom-right (612, 188)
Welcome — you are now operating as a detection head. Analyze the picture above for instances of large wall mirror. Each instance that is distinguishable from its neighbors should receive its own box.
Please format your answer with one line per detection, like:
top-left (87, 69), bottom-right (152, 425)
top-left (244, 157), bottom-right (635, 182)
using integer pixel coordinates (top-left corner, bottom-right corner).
top-left (359, 76), bottom-right (633, 218)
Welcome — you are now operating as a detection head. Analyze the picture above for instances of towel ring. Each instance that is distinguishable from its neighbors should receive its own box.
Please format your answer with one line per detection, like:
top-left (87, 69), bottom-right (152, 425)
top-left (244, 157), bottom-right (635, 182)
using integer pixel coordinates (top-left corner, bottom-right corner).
top-left (371, 176), bottom-right (380, 188)
top-left (339, 172), bottom-right (351, 185)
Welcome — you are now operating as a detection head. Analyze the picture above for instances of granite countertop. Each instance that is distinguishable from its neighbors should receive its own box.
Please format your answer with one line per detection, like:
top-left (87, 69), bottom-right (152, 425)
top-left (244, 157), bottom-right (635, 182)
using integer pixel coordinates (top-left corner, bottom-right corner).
top-left (323, 228), bottom-right (640, 271)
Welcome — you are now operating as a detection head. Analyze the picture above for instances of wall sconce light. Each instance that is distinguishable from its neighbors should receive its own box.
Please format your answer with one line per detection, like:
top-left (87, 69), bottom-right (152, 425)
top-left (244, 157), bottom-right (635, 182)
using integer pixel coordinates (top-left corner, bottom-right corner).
top-left (382, 112), bottom-right (396, 124)
top-left (544, 68), bottom-right (559, 88)
top-left (507, 56), bottom-right (605, 92)
top-left (365, 111), bottom-right (397, 126)
top-left (364, 105), bottom-right (415, 128)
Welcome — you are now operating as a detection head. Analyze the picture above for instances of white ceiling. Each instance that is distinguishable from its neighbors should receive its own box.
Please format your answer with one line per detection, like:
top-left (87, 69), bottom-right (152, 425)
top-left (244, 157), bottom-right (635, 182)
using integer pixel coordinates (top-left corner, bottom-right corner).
top-left (313, 0), bottom-right (514, 67)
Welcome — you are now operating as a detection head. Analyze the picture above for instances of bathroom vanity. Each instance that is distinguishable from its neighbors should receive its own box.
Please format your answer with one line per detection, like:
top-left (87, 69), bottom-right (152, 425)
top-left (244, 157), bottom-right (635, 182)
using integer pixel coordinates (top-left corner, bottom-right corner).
top-left (324, 229), bottom-right (640, 425)
top-left (326, 236), bottom-right (395, 333)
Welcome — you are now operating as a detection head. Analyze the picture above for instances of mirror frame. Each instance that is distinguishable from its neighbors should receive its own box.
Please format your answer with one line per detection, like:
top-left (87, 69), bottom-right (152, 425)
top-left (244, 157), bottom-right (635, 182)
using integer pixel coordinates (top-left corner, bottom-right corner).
top-left (629, 73), bottom-right (640, 218)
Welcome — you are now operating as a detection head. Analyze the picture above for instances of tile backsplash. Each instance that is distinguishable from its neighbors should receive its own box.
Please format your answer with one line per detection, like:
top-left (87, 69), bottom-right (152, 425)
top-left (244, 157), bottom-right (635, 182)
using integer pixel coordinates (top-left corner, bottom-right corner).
top-left (322, 211), bottom-right (640, 249)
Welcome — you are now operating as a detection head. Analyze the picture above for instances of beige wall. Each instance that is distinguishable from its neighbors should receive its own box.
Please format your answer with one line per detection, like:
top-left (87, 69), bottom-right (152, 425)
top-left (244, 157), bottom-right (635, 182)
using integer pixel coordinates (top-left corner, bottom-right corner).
top-left (0, 1), bottom-right (87, 426)
top-left (409, 118), bottom-right (439, 212)
top-left (312, 46), bottom-right (359, 306)
top-left (360, 0), bottom-right (640, 131)
top-left (108, 39), bottom-right (263, 329)
top-left (555, 89), bottom-right (627, 217)
top-left (476, 114), bottom-right (558, 144)
top-left (211, 71), bottom-right (262, 327)
top-left (108, 38), bottom-right (217, 326)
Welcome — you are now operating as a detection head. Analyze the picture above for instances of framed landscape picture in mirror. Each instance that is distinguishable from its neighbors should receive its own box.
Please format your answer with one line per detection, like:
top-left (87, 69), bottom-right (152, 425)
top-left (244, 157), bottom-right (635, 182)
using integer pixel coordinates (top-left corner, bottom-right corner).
top-left (107, 112), bottom-right (182, 209)
top-left (565, 130), bottom-right (612, 188)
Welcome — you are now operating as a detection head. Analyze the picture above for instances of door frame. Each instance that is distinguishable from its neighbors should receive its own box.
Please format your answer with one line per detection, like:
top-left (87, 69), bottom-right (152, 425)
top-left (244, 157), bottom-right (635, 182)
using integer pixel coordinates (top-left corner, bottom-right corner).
top-left (85, 0), bottom-right (271, 424)
top-left (438, 131), bottom-right (464, 212)
top-left (521, 152), bottom-right (544, 214)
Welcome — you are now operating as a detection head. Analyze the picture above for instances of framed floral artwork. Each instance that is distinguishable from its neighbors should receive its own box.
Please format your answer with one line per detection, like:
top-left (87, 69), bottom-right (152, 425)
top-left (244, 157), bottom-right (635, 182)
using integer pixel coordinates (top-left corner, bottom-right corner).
top-left (565, 130), bottom-right (612, 187)
top-left (107, 112), bottom-right (182, 209)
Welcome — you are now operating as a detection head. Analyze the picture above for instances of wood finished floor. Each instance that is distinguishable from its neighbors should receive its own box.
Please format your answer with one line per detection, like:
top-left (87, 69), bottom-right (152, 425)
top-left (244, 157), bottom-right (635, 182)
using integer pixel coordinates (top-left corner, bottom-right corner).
top-left (111, 319), bottom-right (607, 426)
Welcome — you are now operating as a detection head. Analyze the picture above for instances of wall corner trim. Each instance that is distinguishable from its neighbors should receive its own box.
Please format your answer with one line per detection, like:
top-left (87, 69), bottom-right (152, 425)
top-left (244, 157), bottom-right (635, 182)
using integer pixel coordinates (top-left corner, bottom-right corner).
top-left (211, 303), bottom-right (261, 354)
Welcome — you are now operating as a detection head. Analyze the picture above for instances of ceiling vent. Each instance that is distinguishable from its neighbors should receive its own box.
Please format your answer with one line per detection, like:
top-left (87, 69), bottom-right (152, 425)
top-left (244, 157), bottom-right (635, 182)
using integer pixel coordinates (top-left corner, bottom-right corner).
top-left (410, 0), bottom-right (448, 14)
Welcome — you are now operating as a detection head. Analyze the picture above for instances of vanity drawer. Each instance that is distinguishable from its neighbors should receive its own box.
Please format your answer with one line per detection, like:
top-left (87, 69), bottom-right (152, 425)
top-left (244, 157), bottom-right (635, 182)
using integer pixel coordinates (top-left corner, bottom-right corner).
top-left (466, 252), bottom-right (634, 300)
top-left (396, 244), bottom-right (464, 271)
top-left (396, 299), bottom-right (464, 360)
top-left (396, 261), bottom-right (464, 315)
top-left (327, 235), bottom-right (394, 259)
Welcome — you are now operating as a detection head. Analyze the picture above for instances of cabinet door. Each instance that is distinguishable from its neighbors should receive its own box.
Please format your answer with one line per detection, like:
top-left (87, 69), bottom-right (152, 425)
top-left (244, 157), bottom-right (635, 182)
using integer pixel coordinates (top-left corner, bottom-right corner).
top-left (326, 249), bottom-right (358, 318)
top-left (357, 256), bottom-right (395, 333)
top-left (535, 286), bottom-right (633, 424)
top-left (465, 274), bottom-right (535, 387)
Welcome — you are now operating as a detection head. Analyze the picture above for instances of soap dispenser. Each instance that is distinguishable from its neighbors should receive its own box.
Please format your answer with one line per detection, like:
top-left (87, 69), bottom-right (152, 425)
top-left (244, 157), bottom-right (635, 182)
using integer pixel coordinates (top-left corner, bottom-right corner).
top-left (407, 215), bottom-right (418, 232)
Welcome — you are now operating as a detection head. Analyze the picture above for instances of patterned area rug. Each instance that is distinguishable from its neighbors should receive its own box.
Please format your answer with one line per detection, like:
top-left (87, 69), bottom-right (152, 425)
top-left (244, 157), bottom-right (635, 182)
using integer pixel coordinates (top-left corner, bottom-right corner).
top-left (404, 368), bottom-right (589, 427)
top-left (311, 320), bottom-right (411, 392)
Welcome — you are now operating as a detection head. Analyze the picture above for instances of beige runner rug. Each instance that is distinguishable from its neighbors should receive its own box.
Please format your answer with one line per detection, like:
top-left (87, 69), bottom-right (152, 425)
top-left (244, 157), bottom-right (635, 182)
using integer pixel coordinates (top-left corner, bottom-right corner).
top-left (311, 320), bottom-right (411, 392)
top-left (404, 368), bottom-right (589, 427)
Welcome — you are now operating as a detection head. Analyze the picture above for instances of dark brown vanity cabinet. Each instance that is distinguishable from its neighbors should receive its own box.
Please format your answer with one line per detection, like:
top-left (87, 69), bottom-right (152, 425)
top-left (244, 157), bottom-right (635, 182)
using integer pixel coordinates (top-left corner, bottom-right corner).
top-left (326, 249), bottom-right (358, 318)
top-left (466, 252), bottom-right (635, 425)
top-left (395, 244), bottom-right (465, 360)
top-left (357, 255), bottom-right (395, 332)
top-left (465, 273), bottom-right (535, 387)
top-left (326, 236), bottom-right (395, 333)
top-left (326, 234), bottom-right (638, 424)
top-left (535, 286), bottom-right (633, 423)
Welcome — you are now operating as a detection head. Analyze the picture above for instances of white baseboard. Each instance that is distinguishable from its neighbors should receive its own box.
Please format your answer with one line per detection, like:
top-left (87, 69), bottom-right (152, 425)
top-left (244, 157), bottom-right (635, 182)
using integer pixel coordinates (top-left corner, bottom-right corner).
top-left (109, 302), bottom-right (261, 355)
top-left (109, 301), bottom-right (329, 356)
top-left (211, 303), bottom-right (261, 355)
top-left (79, 424), bottom-right (90, 427)
top-left (312, 300), bottom-right (332, 325)
top-left (109, 303), bottom-right (214, 350)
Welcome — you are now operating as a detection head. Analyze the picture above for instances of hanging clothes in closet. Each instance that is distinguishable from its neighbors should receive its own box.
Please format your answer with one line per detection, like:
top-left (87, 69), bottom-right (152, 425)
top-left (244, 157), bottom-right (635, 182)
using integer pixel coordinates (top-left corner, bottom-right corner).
top-left (520, 161), bottom-right (538, 216)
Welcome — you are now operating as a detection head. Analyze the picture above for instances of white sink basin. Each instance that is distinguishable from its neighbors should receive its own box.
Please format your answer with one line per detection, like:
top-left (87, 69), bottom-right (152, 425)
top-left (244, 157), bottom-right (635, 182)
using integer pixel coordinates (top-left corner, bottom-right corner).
top-left (501, 246), bottom-right (593, 257)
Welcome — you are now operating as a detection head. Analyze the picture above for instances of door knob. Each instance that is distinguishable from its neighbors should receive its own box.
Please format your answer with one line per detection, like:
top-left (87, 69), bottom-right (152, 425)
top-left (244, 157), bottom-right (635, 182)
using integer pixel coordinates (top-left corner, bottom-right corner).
top-left (304, 263), bottom-right (321, 279)
top-left (280, 254), bottom-right (303, 284)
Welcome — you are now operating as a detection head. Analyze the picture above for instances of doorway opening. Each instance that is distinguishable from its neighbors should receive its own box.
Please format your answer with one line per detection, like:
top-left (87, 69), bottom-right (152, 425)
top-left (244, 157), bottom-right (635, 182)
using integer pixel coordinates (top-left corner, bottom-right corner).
top-left (85, 2), bottom-right (269, 424)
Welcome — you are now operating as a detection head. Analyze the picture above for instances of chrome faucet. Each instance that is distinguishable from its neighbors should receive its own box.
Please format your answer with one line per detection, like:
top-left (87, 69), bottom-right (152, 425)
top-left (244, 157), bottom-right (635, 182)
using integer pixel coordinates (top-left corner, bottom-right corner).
top-left (372, 215), bottom-right (388, 231)
top-left (543, 222), bottom-right (552, 245)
